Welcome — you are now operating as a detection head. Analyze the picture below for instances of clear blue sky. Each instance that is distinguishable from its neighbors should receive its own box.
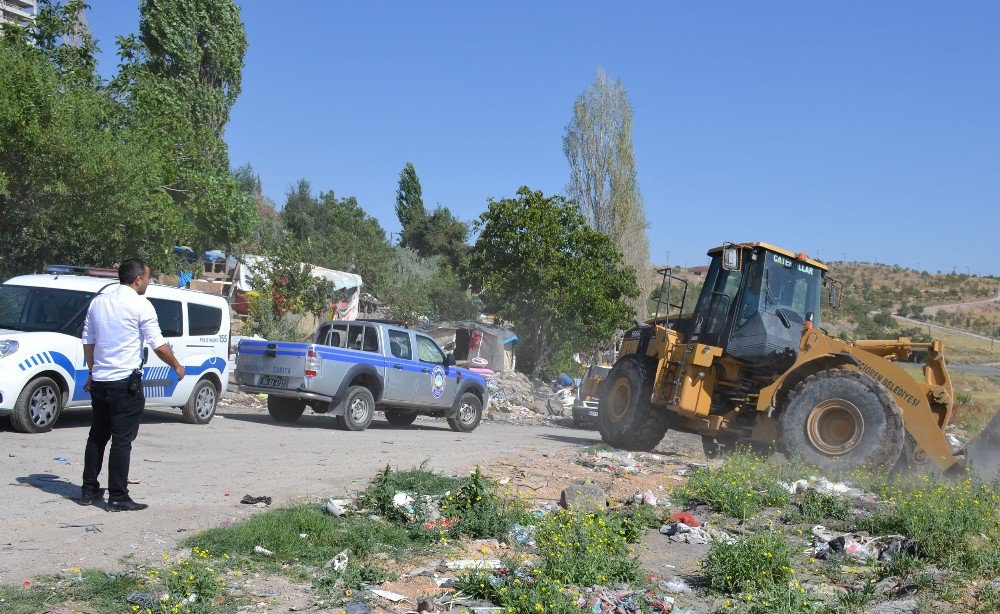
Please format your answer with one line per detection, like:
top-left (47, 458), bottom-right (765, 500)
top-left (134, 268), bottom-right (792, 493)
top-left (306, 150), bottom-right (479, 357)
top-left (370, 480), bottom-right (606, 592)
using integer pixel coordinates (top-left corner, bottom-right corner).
top-left (86, 2), bottom-right (1000, 276)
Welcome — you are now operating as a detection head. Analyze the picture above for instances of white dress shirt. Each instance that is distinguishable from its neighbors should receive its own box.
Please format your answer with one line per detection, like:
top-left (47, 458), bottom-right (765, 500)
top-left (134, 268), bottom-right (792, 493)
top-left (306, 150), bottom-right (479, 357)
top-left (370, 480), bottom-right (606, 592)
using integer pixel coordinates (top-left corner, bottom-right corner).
top-left (82, 285), bottom-right (166, 382)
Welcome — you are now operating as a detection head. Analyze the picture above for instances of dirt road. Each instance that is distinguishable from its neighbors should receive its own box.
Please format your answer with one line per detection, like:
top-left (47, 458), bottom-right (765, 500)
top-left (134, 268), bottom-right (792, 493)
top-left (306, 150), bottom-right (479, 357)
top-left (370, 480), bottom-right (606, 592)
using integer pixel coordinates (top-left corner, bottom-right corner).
top-left (0, 396), bottom-right (655, 585)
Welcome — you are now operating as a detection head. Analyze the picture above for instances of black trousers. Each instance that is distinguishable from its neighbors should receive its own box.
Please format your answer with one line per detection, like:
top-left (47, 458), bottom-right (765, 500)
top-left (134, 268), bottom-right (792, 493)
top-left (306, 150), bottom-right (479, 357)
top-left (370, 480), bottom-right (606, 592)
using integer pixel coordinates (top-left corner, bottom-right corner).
top-left (82, 378), bottom-right (144, 501)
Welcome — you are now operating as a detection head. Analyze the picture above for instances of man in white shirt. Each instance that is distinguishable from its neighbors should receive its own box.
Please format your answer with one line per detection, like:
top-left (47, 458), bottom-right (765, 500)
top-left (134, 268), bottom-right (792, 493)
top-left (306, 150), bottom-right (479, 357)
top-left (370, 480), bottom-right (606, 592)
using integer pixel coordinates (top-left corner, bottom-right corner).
top-left (80, 259), bottom-right (185, 511)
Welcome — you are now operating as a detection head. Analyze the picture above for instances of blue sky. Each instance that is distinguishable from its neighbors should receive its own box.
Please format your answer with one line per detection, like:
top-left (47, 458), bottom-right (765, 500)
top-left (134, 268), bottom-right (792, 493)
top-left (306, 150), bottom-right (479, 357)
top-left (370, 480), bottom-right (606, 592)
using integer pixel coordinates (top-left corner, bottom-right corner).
top-left (86, 2), bottom-right (1000, 275)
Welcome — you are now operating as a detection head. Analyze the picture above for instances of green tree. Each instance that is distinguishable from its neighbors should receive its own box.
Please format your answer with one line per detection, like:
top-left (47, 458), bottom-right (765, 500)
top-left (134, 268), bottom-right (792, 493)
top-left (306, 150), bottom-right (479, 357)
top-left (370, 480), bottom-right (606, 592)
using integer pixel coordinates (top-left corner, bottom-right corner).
top-left (564, 67), bottom-right (650, 318)
top-left (470, 187), bottom-right (639, 377)
top-left (112, 0), bottom-right (256, 252)
top-left (395, 162), bottom-right (425, 245)
top-left (406, 205), bottom-right (470, 270)
top-left (0, 19), bottom-right (180, 278)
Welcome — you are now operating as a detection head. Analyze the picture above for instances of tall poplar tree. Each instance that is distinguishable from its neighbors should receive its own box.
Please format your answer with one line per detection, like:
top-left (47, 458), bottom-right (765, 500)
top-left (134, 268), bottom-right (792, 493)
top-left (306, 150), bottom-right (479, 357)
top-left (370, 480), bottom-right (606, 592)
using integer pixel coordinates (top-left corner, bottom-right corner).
top-left (563, 67), bottom-right (651, 318)
top-left (395, 162), bottom-right (425, 246)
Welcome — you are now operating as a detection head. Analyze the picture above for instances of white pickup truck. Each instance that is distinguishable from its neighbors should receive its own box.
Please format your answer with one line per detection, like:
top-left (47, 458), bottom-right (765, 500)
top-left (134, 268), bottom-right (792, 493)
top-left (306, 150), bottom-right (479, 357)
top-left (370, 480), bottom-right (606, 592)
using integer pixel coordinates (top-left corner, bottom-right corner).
top-left (235, 320), bottom-right (490, 432)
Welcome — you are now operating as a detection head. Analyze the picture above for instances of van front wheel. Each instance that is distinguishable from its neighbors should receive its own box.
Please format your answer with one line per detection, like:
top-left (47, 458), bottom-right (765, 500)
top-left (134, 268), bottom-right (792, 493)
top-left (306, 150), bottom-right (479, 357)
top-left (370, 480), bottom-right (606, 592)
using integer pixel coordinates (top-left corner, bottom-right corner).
top-left (182, 379), bottom-right (218, 424)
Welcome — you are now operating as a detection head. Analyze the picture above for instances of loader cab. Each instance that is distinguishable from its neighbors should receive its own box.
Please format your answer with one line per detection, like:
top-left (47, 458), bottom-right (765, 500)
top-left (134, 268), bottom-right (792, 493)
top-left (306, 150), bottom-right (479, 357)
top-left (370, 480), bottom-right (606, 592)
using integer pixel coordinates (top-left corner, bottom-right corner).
top-left (690, 244), bottom-right (825, 373)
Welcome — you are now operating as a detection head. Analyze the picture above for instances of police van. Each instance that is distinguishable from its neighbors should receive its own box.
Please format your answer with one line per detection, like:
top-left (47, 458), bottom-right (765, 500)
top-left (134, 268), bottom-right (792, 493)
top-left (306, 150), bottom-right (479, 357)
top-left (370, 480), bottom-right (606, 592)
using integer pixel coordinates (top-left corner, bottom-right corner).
top-left (0, 266), bottom-right (231, 433)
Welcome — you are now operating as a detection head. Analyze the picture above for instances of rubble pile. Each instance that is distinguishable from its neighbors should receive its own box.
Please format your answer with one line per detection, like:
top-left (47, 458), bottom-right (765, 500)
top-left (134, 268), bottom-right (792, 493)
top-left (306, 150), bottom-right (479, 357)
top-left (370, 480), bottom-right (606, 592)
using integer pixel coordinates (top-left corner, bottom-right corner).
top-left (576, 449), bottom-right (671, 475)
top-left (486, 370), bottom-right (563, 420)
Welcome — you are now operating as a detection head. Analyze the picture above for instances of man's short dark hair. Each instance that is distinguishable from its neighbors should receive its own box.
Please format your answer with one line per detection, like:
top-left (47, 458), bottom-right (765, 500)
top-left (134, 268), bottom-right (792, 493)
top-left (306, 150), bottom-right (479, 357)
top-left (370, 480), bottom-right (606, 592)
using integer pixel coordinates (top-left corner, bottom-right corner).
top-left (118, 258), bottom-right (148, 285)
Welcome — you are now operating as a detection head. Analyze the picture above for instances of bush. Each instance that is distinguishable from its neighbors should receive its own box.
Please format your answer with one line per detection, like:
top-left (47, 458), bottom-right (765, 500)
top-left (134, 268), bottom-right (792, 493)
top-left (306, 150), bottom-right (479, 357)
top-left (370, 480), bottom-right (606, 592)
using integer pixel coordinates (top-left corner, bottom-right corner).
top-left (675, 453), bottom-right (793, 519)
top-left (533, 510), bottom-right (644, 587)
top-left (787, 489), bottom-right (852, 523)
top-left (440, 467), bottom-right (526, 539)
top-left (703, 534), bottom-right (794, 595)
top-left (357, 464), bottom-right (463, 524)
top-left (454, 566), bottom-right (579, 614)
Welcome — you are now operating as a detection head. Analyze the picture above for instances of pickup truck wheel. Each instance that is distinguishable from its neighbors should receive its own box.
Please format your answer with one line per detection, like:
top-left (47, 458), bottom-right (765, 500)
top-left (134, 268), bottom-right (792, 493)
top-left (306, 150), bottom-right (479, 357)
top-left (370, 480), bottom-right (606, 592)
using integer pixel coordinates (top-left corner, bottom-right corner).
top-left (268, 396), bottom-right (305, 423)
top-left (336, 386), bottom-right (375, 431)
top-left (448, 393), bottom-right (482, 433)
top-left (11, 376), bottom-right (63, 433)
top-left (182, 379), bottom-right (218, 424)
top-left (385, 410), bottom-right (418, 427)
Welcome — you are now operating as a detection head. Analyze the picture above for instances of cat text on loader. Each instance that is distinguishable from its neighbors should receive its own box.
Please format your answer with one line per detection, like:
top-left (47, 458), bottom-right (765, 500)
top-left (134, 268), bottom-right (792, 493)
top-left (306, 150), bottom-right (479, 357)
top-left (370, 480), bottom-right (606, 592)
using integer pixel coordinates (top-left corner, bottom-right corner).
top-left (599, 242), bottom-right (958, 471)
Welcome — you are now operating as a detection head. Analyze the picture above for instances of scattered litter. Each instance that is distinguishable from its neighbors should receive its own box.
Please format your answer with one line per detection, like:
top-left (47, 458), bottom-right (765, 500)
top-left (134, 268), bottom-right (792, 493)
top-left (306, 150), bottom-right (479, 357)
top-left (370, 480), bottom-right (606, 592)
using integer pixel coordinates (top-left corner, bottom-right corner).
top-left (324, 498), bottom-right (348, 517)
top-left (53, 457), bottom-right (68, 462)
top-left (445, 559), bottom-right (503, 570)
top-left (127, 591), bottom-right (164, 607)
top-left (660, 521), bottom-right (734, 545)
top-left (668, 511), bottom-right (699, 527)
top-left (59, 523), bottom-right (103, 533)
top-left (324, 549), bottom-right (348, 572)
top-left (576, 450), bottom-right (668, 476)
top-left (585, 586), bottom-right (673, 614)
top-left (509, 523), bottom-right (536, 546)
top-left (660, 576), bottom-right (693, 594)
top-left (299, 533), bottom-right (308, 538)
top-left (253, 545), bottom-right (274, 556)
top-left (642, 490), bottom-right (658, 505)
top-left (368, 588), bottom-right (408, 603)
top-left (780, 476), bottom-right (873, 500)
top-left (127, 478), bottom-right (141, 485)
top-left (240, 495), bottom-right (272, 506)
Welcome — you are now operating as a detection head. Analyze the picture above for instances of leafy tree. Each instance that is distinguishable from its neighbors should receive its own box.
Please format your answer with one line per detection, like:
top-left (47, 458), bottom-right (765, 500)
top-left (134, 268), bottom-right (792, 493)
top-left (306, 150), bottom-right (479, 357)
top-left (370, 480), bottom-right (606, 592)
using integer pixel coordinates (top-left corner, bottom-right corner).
top-left (112, 0), bottom-right (256, 252)
top-left (470, 187), bottom-right (639, 377)
top-left (564, 67), bottom-right (650, 318)
top-left (406, 205), bottom-right (470, 270)
top-left (395, 162), bottom-right (425, 245)
top-left (233, 163), bottom-right (281, 252)
top-left (281, 179), bottom-right (323, 242)
top-left (0, 21), bottom-right (180, 278)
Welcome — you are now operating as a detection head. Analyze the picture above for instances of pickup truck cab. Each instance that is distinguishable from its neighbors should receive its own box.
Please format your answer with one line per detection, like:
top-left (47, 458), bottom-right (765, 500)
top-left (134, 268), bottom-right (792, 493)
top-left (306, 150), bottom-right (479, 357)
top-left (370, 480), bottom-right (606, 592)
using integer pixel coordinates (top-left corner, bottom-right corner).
top-left (235, 320), bottom-right (489, 432)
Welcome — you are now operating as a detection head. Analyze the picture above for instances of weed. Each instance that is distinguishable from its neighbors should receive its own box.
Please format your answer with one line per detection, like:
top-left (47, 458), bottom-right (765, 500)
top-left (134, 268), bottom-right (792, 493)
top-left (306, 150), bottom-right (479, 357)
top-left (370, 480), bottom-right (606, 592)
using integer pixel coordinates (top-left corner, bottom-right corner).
top-left (787, 489), bottom-right (852, 524)
top-left (454, 566), bottom-right (579, 614)
top-left (440, 467), bottom-right (526, 539)
top-left (0, 571), bottom-right (145, 614)
top-left (356, 463), bottom-right (463, 523)
top-left (676, 453), bottom-right (792, 519)
top-left (314, 560), bottom-right (391, 596)
top-left (534, 510), bottom-right (644, 587)
top-left (956, 392), bottom-right (973, 406)
top-left (875, 552), bottom-right (925, 581)
top-left (702, 533), bottom-right (794, 595)
top-left (185, 505), bottom-right (432, 568)
top-left (835, 580), bottom-right (877, 610)
top-left (720, 581), bottom-right (820, 613)
top-left (864, 474), bottom-right (1000, 565)
top-left (976, 583), bottom-right (1000, 613)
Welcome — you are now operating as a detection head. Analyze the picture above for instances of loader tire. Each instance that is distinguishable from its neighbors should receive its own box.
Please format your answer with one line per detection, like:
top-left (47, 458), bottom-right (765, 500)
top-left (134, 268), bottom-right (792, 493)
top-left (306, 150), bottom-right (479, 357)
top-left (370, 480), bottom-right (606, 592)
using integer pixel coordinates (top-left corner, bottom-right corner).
top-left (598, 356), bottom-right (668, 451)
top-left (779, 369), bottom-right (904, 470)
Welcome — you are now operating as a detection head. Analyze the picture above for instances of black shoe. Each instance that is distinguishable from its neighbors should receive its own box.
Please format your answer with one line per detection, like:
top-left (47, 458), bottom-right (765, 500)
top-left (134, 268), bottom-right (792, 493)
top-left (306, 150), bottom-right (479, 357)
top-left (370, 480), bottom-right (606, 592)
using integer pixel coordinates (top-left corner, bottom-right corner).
top-left (107, 499), bottom-right (148, 512)
top-left (78, 488), bottom-right (105, 506)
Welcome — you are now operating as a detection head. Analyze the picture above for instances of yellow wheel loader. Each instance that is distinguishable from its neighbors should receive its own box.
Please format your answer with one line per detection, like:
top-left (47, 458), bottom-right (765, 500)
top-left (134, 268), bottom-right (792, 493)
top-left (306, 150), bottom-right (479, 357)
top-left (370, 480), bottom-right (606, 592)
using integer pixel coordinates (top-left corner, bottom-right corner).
top-left (599, 242), bottom-right (958, 472)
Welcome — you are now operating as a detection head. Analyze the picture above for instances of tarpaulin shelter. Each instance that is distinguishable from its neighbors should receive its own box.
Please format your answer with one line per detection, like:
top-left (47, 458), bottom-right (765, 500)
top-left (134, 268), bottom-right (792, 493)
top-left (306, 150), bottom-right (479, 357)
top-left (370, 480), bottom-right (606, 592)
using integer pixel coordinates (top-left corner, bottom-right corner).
top-left (416, 320), bottom-right (518, 372)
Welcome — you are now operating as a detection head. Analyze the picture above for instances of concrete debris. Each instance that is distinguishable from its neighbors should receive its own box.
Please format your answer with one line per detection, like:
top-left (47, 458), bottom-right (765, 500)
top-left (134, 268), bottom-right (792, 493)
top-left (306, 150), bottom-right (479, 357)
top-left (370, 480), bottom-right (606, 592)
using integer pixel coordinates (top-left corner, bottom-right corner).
top-left (867, 599), bottom-right (917, 614)
top-left (560, 483), bottom-right (607, 512)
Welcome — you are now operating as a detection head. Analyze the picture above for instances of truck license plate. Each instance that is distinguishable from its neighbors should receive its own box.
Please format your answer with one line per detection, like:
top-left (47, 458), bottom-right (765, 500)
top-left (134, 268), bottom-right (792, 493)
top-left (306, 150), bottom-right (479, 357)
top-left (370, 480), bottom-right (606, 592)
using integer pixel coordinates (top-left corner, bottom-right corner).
top-left (259, 376), bottom-right (287, 388)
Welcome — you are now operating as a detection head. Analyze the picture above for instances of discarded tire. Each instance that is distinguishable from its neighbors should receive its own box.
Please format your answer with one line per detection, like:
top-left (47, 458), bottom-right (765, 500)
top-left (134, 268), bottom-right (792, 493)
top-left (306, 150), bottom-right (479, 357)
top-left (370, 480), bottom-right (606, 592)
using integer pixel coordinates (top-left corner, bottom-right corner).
top-left (597, 355), bottom-right (668, 451)
top-left (780, 369), bottom-right (904, 469)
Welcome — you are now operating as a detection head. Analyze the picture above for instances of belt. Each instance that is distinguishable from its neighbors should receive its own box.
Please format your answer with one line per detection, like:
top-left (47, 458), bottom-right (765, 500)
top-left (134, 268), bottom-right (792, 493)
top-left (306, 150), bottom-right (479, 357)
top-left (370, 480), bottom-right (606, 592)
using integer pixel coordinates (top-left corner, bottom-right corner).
top-left (92, 377), bottom-right (132, 387)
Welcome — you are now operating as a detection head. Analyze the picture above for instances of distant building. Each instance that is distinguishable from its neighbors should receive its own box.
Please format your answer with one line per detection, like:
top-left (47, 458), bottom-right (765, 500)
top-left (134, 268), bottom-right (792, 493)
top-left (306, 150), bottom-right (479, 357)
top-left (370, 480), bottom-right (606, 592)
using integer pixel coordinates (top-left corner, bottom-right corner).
top-left (0, 0), bottom-right (36, 29)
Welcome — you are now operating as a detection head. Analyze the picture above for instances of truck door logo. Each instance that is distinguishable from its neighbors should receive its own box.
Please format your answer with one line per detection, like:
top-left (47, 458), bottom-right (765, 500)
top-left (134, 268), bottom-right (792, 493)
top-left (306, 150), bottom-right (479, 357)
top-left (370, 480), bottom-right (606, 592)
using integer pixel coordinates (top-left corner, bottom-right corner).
top-left (431, 365), bottom-right (446, 398)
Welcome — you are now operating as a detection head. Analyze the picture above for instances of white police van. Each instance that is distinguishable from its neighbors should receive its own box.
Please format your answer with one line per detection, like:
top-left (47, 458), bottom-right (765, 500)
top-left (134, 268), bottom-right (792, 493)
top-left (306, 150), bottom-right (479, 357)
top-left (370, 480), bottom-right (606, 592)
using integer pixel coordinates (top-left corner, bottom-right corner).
top-left (0, 266), bottom-right (231, 433)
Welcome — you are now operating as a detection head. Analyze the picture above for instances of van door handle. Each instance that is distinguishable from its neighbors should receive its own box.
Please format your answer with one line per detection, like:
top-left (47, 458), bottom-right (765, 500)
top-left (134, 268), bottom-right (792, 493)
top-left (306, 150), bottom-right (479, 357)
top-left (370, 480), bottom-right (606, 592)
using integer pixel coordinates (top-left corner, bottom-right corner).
top-left (393, 364), bottom-right (404, 370)
top-left (421, 367), bottom-right (430, 373)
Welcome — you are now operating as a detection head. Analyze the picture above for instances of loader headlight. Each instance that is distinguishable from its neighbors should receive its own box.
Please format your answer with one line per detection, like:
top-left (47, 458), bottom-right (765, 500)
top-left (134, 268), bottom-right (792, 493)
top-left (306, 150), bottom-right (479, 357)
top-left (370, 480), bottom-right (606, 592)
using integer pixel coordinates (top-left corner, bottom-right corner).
top-left (0, 340), bottom-right (19, 358)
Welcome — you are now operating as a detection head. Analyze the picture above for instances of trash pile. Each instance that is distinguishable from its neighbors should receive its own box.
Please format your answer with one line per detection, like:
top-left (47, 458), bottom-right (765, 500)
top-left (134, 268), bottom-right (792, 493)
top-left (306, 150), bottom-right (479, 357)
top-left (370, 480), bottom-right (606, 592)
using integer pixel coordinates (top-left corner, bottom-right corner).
top-left (658, 511), bottom-right (735, 545)
top-left (810, 525), bottom-right (916, 562)
top-left (487, 370), bottom-right (564, 418)
top-left (779, 476), bottom-right (878, 503)
top-left (576, 449), bottom-right (670, 476)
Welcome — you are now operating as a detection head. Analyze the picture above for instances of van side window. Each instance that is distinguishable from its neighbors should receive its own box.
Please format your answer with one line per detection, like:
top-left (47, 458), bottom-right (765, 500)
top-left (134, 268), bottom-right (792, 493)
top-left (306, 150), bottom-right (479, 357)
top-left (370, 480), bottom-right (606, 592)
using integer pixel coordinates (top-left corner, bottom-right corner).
top-left (188, 302), bottom-right (222, 335)
top-left (361, 325), bottom-right (379, 353)
top-left (388, 330), bottom-right (412, 360)
top-left (148, 298), bottom-right (183, 337)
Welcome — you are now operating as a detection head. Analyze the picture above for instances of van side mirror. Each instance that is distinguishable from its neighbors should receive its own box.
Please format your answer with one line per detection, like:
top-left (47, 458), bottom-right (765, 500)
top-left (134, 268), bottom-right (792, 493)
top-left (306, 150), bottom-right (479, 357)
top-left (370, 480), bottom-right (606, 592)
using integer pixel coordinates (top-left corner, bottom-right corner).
top-left (444, 353), bottom-right (456, 367)
top-left (722, 244), bottom-right (741, 271)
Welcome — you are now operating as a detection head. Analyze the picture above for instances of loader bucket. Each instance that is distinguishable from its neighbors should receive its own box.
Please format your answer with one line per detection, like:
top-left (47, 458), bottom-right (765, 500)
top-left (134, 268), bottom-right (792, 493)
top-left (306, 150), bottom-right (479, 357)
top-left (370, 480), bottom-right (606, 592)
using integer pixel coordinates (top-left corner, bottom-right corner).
top-left (965, 410), bottom-right (1000, 480)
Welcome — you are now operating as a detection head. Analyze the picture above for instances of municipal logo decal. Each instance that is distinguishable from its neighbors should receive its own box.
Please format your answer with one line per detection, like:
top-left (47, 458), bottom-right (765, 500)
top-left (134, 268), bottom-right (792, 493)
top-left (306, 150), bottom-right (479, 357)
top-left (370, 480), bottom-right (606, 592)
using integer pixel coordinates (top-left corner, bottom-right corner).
top-left (431, 365), bottom-right (446, 399)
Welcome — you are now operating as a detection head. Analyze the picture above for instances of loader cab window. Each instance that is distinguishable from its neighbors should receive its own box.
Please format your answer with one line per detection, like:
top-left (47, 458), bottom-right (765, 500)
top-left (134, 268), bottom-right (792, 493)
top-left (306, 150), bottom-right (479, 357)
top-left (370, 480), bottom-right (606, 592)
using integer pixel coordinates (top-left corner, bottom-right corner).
top-left (691, 254), bottom-right (745, 347)
top-left (760, 252), bottom-right (822, 326)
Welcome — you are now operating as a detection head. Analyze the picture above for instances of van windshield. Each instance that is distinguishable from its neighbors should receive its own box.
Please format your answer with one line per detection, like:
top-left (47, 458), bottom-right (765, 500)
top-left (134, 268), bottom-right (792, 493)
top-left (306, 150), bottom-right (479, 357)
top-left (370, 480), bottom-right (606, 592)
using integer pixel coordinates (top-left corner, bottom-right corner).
top-left (0, 285), bottom-right (96, 332)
